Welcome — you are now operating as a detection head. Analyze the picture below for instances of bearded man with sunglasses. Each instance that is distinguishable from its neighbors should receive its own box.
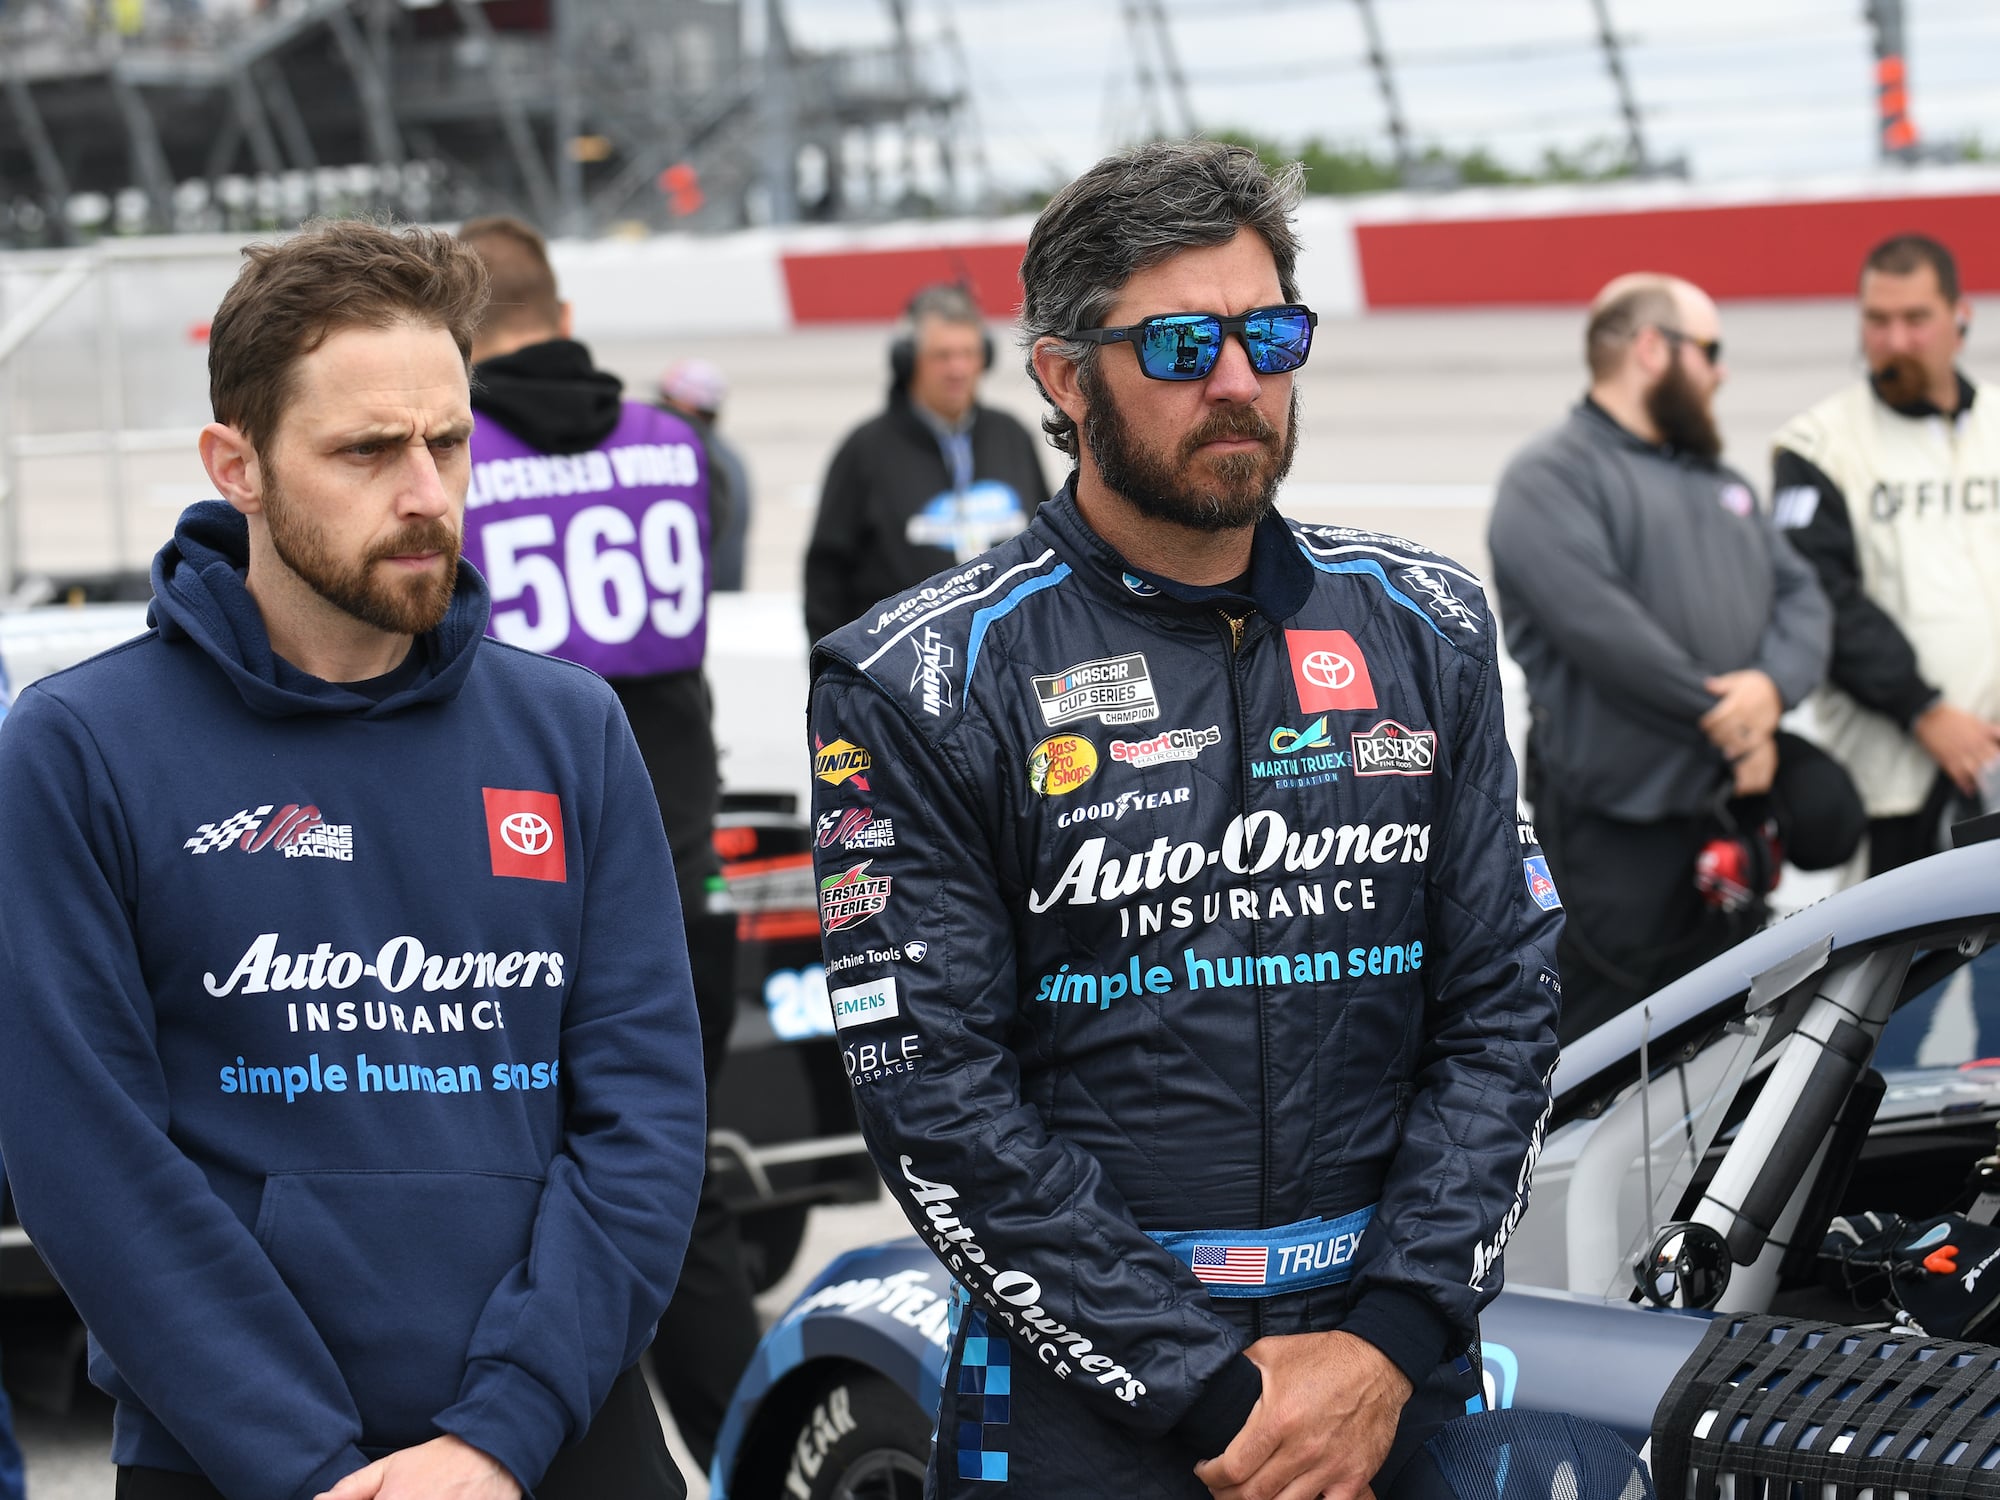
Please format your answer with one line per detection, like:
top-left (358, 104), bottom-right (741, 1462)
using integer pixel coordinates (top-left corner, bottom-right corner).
top-left (805, 140), bottom-right (1560, 1500)
top-left (1490, 274), bottom-right (1857, 1046)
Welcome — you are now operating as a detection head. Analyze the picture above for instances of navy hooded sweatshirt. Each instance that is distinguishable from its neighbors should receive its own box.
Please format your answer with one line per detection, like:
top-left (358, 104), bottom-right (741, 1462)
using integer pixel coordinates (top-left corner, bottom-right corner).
top-left (0, 504), bottom-right (705, 1500)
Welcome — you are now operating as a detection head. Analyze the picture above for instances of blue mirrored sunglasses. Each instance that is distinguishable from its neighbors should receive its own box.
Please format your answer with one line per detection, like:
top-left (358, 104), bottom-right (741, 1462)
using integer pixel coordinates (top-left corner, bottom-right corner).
top-left (1063, 304), bottom-right (1318, 381)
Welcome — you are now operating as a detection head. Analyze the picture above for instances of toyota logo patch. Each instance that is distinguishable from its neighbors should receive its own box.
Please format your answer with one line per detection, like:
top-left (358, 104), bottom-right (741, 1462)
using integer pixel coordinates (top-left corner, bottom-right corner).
top-left (483, 788), bottom-right (567, 882)
top-left (1284, 630), bottom-right (1377, 713)
top-left (500, 811), bottom-right (554, 857)
top-left (1300, 650), bottom-right (1355, 691)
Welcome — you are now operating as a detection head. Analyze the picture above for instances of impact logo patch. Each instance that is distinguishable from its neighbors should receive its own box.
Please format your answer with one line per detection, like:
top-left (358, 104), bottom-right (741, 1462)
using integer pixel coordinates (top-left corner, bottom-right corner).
top-left (1284, 630), bottom-right (1377, 713)
top-left (909, 626), bottom-right (955, 717)
top-left (1027, 733), bottom-right (1100, 796)
top-left (1523, 855), bottom-right (1561, 911)
top-left (483, 788), bottom-right (566, 883)
top-left (1397, 567), bottom-right (1481, 634)
top-left (184, 802), bottom-right (355, 862)
top-left (1031, 653), bottom-right (1159, 728)
top-left (1352, 720), bottom-right (1437, 777)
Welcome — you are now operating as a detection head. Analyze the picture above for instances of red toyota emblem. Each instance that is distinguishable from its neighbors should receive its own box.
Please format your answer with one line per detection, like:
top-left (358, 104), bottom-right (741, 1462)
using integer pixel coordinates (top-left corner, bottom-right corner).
top-left (484, 788), bottom-right (566, 882)
top-left (1285, 630), bottom-right (1377, 712)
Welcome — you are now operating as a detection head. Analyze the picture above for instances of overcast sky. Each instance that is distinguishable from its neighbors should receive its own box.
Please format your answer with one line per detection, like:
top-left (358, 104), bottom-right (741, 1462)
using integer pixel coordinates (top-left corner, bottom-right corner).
top-left (783, 0), bottom-right (2000, 199)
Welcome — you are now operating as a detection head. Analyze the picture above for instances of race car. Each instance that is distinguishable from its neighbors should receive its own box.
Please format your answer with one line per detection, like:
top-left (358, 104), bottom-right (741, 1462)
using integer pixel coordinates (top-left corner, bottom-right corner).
top-left (706, 818), bottom-right (2000, 1500)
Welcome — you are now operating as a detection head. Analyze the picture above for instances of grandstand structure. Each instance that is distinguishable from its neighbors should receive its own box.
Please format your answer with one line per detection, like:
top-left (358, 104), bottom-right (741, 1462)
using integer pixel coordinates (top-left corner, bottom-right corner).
top-left (0, 0), bottom-right (974, 246)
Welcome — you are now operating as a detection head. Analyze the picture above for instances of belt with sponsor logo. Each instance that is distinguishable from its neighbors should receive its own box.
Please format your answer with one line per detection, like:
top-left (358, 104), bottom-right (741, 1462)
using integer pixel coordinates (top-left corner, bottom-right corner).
top-left (1146, 1204), bottom-right (1375, 1298)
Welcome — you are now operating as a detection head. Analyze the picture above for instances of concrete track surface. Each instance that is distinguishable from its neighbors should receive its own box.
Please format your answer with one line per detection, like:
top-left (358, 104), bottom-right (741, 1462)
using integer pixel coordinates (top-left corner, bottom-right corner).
top-left (7, 296), bottom-right (1990, 1497)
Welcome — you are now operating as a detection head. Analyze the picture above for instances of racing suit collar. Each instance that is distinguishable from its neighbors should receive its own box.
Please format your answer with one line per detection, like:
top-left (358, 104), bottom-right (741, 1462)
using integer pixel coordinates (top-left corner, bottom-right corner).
top-left (1033, 480), bottom-right (1313, 627)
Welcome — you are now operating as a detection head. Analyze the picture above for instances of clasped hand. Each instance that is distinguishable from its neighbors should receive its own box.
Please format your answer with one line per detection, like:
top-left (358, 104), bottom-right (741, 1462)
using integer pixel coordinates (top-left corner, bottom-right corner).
top-left (1193, 1331), bottom-right (1412, 1500)
top-left (315, 1435), bottom-right (520, 1500)
top-left (1701, 672), bottom-right (1782, 797)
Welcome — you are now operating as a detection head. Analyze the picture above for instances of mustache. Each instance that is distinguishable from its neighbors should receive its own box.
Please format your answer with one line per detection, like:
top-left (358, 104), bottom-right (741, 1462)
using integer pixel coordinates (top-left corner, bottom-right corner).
top-left (366, 520), bottom-right (461, 564)
top-left (1180, 404), bottom-right (1280, 460)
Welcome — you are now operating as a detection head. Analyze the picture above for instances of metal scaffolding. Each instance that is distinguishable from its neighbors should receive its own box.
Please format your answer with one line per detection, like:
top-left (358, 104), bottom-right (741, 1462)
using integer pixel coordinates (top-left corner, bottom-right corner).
top-left (0, 0), bottom-right (975, 246)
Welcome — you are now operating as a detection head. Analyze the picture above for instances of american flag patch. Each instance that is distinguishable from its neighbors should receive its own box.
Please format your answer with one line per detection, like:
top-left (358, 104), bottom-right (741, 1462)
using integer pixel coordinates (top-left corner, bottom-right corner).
top-left (1191, 1244), bottom-right (1268, 1285)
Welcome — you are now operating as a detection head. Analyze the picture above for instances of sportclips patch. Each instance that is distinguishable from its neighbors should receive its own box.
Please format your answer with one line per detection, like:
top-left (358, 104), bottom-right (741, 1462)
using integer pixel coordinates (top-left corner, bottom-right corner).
top-left (1031, 653), bottom-right (1159, 728)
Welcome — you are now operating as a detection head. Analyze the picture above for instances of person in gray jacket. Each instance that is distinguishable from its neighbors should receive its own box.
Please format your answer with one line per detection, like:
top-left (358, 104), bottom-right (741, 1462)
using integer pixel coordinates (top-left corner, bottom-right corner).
top-left (1490, 273), bottom-right (1863, 1042)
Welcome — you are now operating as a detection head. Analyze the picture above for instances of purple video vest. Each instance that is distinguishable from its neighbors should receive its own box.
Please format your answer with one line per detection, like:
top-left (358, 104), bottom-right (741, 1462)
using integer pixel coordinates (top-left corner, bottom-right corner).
top-left (464, 402), bottom-right (713, 679)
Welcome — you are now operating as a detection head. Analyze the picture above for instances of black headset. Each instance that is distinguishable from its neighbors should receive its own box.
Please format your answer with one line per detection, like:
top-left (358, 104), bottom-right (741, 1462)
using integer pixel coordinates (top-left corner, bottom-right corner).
top-left (890, 284), bottom-right (995, 387)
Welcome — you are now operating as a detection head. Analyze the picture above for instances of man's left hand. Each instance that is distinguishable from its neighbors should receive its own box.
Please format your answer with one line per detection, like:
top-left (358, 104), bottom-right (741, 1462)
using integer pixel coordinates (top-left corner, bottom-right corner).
top-left (1701, 671), bottom-right (1783, 757)
top-left (315, 1435), bottom-right (521, 1500)
top-left (1193, 1331), bottom-right (1413, 1500)
top-left (1731, 735), bottom-right (1779, 798)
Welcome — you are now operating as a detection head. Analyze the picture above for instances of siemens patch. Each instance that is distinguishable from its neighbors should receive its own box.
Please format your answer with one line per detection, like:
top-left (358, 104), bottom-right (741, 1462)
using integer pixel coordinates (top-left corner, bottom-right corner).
top-left (830, 976), bottom-right (900, 1030)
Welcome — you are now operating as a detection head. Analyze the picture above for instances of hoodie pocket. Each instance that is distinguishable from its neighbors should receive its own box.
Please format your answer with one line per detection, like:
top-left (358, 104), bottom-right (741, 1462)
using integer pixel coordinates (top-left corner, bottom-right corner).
top-left (254, 1168), bottom-right (545, 1448)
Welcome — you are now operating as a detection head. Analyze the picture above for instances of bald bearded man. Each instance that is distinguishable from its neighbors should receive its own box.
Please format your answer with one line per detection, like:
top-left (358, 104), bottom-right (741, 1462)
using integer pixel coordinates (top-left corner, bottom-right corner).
top-left (1489, 274), bottom-right (1862, 1041)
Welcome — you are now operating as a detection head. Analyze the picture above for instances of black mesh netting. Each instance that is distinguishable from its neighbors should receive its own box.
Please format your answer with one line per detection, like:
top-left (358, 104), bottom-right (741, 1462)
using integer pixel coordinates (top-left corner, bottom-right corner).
top-left (1425, 1409), bottom-right (1655, 1500)
top-left (1651, 1314), bottom-right (2000, 1500)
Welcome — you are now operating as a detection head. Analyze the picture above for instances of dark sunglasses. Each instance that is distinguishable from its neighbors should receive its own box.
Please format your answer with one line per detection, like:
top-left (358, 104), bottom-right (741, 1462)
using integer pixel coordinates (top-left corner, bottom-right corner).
top-left (1063, 304), bottom-right (1319, 381)
top-left (1655, 325), bottom-right (1723, 366)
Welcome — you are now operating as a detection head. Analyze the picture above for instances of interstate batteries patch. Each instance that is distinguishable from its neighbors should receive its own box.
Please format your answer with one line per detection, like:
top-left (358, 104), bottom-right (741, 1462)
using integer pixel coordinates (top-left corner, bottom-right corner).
top-left (1031, 653), bottom-right (1159, 728)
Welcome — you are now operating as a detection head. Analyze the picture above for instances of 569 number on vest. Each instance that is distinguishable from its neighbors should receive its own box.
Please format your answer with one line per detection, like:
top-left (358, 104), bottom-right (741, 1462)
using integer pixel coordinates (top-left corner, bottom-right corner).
top-left (478, 499), bottom-right (704, 672)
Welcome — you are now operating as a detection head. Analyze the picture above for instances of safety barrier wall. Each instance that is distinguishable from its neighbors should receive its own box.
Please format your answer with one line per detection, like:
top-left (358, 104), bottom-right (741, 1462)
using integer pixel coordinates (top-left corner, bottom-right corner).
top-left (7, 167), bottom-right (2000, 356)
top-left (613, 165), bottom-right (2000, 326)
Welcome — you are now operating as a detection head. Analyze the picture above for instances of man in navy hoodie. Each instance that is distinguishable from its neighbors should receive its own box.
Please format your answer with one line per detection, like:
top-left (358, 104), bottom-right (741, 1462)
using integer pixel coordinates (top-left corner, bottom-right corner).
top-left (0, 221), bottom-right (705, 1500)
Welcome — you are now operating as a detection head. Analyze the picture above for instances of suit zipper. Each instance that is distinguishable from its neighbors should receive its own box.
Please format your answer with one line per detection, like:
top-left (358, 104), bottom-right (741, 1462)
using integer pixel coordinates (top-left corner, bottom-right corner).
top-left (1216, 608), bottom-right (1269, 1341)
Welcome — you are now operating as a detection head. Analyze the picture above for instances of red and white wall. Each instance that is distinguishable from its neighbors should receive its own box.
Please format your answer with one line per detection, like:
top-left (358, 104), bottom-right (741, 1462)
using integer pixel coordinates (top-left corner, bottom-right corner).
top-left (551, 166), bottom-right (2000, 336)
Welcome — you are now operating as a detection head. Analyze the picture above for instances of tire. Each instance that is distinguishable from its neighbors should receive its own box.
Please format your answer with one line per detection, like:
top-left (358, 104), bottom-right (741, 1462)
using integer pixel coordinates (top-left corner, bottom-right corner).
top-left (779, 1373), bottom-right (932, 1500)
top-left (739, 1203), bottom-right (811, 1293)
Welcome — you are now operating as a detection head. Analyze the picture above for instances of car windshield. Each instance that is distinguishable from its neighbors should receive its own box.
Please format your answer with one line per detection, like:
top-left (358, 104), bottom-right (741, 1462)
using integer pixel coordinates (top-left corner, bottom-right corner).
top-left (1505, 921), bottom-right (2000, 1301)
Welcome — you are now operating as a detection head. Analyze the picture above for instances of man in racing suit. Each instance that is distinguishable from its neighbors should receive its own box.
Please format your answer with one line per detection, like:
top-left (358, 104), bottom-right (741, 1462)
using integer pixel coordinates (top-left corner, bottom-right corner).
top-left (807, 140), bottom-right (1562, 1499)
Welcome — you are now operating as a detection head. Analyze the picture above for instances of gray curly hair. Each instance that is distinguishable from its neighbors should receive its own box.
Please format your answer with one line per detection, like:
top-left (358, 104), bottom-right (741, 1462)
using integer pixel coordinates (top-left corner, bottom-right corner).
top-left (1020, 140), bottom-right (1306, 459)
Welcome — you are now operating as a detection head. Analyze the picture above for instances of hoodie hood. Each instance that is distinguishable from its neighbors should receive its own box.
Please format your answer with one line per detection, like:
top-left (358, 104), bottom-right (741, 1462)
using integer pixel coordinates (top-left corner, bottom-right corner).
top-left (148, 501), bottom-right (492, 719)
top-left (470, 338), bottom-right (625, 454)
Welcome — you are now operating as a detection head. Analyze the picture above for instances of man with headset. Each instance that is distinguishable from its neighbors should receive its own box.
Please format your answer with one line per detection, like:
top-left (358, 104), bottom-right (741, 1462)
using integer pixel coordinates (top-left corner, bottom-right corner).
top-left (803, 283), bottom-right (1049, 642)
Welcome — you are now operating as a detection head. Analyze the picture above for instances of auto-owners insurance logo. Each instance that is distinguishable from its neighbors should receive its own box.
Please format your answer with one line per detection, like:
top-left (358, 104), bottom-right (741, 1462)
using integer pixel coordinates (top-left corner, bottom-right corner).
top-left (1031, 652), bottom-right (1159, 728)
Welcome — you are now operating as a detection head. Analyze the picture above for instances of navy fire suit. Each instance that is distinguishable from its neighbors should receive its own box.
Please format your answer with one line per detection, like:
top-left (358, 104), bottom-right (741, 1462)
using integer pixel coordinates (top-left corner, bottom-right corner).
top-left (807, 486), bottom-right (1562, 1496)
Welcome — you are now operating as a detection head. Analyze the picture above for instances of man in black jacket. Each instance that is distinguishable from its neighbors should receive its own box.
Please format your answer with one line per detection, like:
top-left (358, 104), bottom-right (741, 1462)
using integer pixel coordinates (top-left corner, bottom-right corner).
top-left (1491, 273), bottom-right (1861, 1044)
top-left (457, 216), bottom-right (759, 1472)
top-left (808, 140), bottom-right (1559, 1500)
top-left (803, 283), bottom-right (1049, 641)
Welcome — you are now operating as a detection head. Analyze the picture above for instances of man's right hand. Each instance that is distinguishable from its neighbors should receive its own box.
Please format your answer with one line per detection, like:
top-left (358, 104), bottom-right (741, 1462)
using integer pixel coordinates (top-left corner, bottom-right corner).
top-left (315, 1435), bottom-right (520, 1500)
top-left (1913, 701), bottom-right (2000, 797)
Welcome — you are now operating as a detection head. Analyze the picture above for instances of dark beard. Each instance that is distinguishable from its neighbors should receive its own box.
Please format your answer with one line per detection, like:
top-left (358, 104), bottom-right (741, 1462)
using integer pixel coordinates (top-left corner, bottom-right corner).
top-left (1644, 354), bottom-right (1722, 466)
top-left (1080, 362), bottom-right (1299, 532)
top-left (263, 469), bottom-right (460, 638)
top-left (1870, 354), bottom-right (1930, 409)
